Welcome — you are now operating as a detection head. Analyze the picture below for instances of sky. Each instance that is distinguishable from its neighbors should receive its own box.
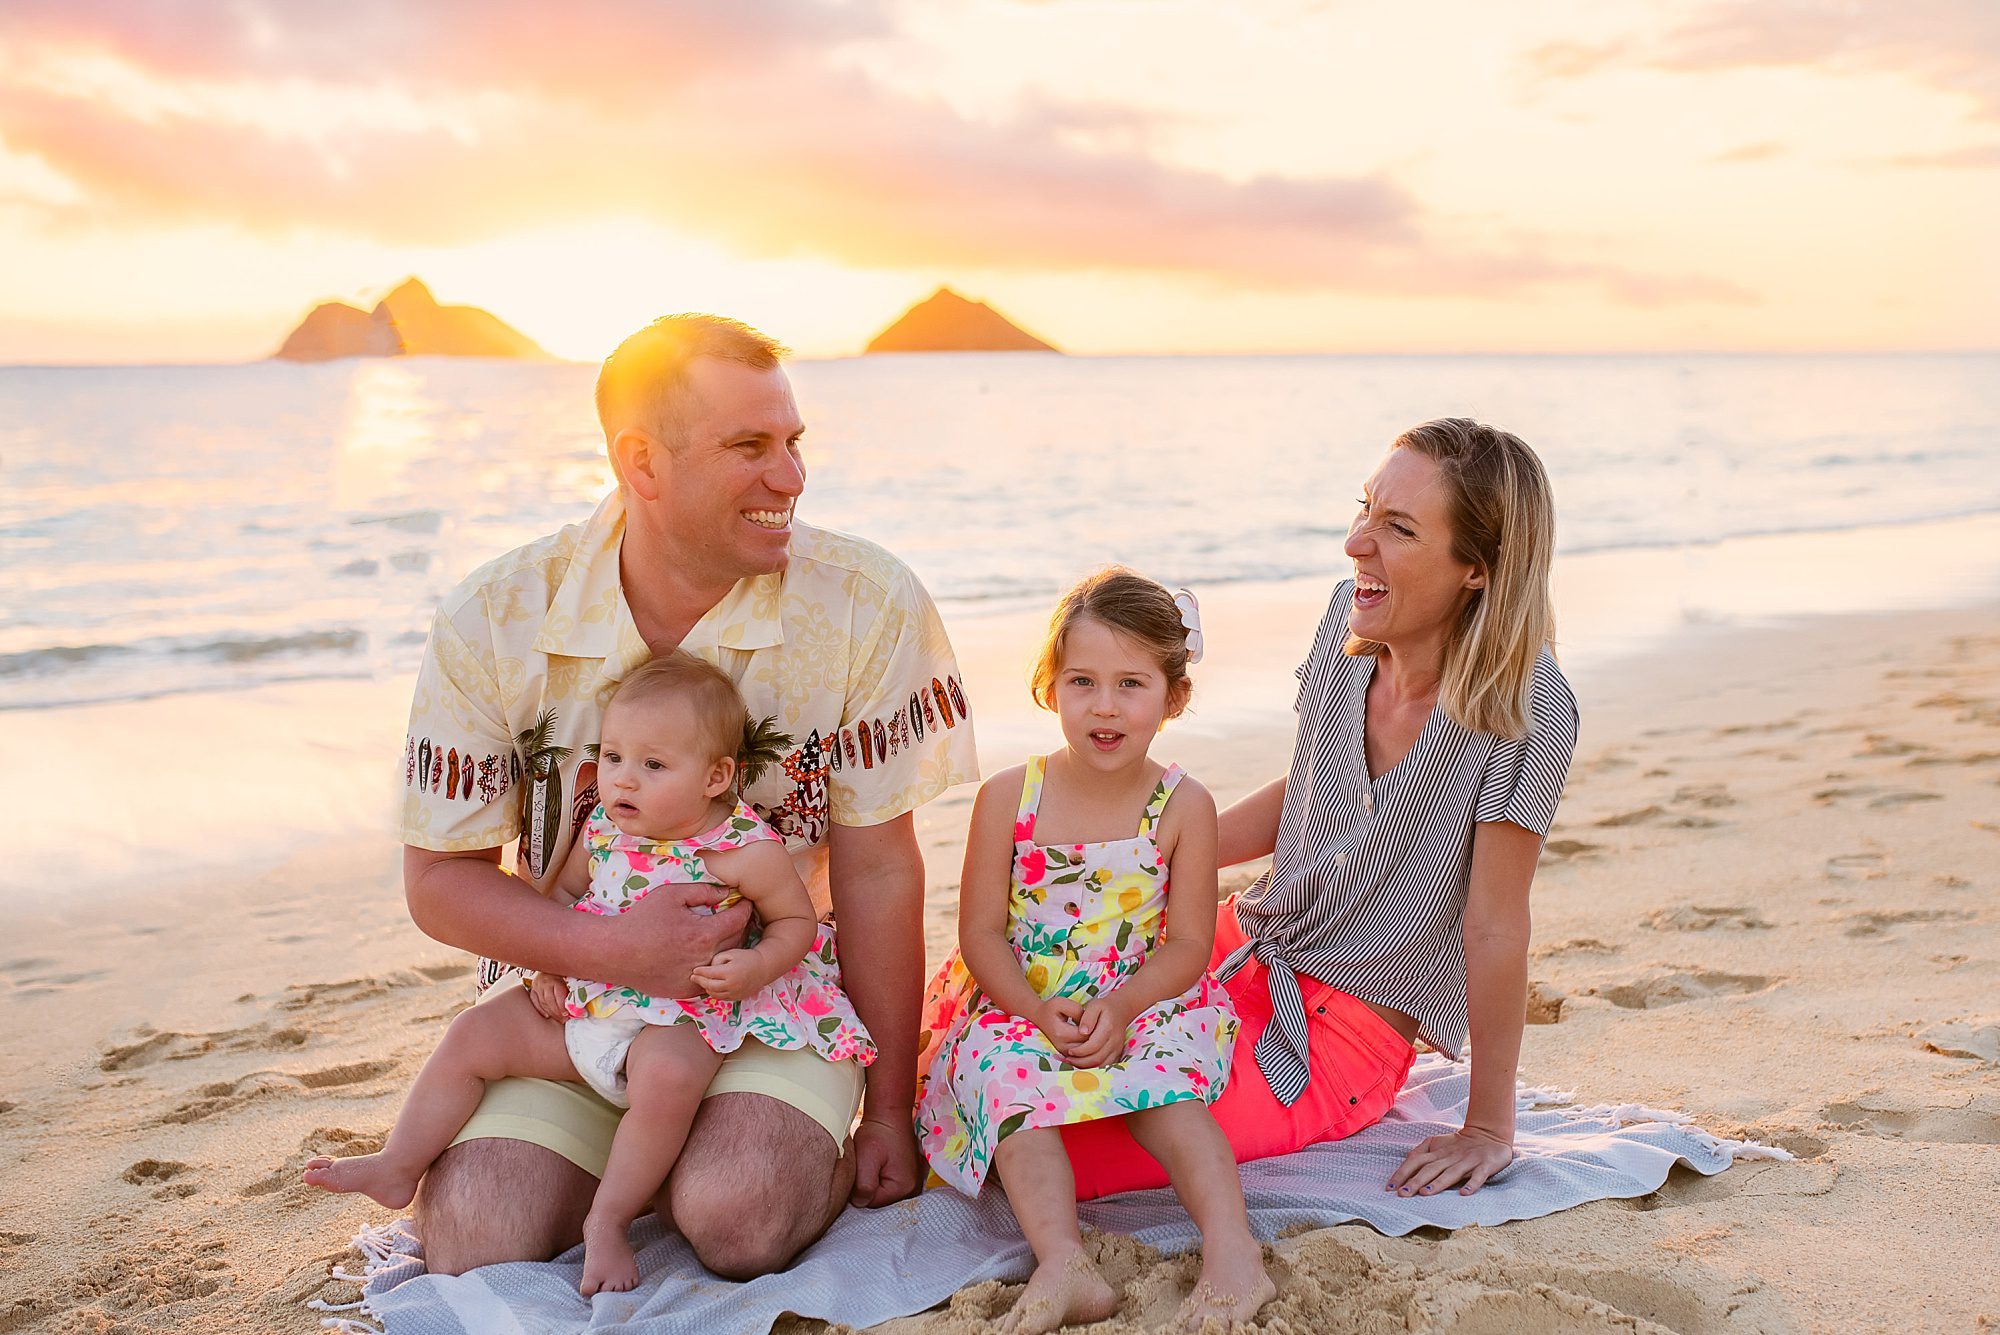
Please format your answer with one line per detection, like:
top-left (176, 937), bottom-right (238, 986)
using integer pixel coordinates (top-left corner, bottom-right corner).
top-left (0, 0), bottom-right (1995, 362)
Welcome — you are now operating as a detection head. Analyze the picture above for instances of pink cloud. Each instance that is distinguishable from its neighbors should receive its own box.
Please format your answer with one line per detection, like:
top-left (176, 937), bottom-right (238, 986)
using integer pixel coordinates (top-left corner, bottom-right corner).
top-left (1528, 0), bottom-right (2000, 120)
top-left (0, 1), bottom-right (1749, 307)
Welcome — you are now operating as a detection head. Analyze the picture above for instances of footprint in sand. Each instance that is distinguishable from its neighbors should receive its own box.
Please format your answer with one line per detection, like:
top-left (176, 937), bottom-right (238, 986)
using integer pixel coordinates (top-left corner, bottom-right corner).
top-left (242, 1126), bottom-right (385, 1197)
top-left (1866, 790), bottom-right (1943, 810)
top-left (1539, 838), bottom-right (1601, 863)
top-left (1818, 1099), bottom-right (2000, 1145)
top-left (1594, 805), bottom-right (1662, 828)
top-left (1525, 980), bottom-right (1566, 1025)
top-left (101, 1021), bottom-right (311, 1072)
top-left (1905, 749), bottom-right (2000, 768)
top-left (1842, 908), bottom-right (1972, 938)
top-left (1672, 783), bottom-right (1736, 809)
top-left (1858, 734), bottom-right (1930, 759)
top-left (113, 1160), bottom-right (199, 1206)
top-left (158, 1061), bottom-right (398, 1126)
top-left (1531, 937), bottom-right (1619, 958)
top-left (1586, 969), bottom-right (1777, 1010)
top-left (1642, 905), bottom-right (1773, 932)
top-left (1824, 852), bottom-right (1887, 880)
top-left (1918, 1020), bottom-right (2000, 1065)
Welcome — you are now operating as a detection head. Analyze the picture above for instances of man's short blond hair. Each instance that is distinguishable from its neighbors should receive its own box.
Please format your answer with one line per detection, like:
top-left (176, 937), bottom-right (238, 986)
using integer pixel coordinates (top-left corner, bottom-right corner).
top-left (594, 314), bottom-right (788, 451)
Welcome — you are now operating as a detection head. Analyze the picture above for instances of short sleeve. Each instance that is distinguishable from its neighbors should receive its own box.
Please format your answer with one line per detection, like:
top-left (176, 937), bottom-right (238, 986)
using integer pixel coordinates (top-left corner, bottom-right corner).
top-left (397, 612), bottom-right (524, 852)
top-left (1473, 652), bottom-right (1579, 837)
top-left (1296, 581), bottom-right (1354, 714)
top-left (829, 562), bottom-right (980, 826)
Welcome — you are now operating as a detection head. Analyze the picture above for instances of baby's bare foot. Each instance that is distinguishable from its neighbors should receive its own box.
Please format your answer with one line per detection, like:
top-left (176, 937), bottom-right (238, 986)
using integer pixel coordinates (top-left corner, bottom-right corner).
top-left (996, 1247), bottom-right (1118, 1335)
top-left (300, 1154), bottom-right (420, 1210)
top-left (1169, 1243), bottom-right (1275, 1333)
top-left (579, 1213), bottom-right (640, 1297)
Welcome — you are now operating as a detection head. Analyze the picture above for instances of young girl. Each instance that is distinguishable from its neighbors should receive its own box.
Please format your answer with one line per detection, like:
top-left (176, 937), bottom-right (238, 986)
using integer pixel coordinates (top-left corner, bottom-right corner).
top-left (915, 570), bottom-right (1272, 1335)
top-left (305, 651), bottom-right (875, 1296)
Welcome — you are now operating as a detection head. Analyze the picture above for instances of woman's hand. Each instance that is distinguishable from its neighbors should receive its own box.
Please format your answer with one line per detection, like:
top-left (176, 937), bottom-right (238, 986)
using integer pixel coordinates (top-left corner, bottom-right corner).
top-left (1066, 993), bottom-right (1135, 1068)
top-left (1387, 1125), bottom-right (1514, 1197)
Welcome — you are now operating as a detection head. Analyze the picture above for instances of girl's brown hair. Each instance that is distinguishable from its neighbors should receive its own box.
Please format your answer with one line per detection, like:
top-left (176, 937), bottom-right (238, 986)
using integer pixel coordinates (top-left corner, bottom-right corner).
top-left (1029, 567), bottom-right (1193, 718)
top-left (1344, 417), bottom-right (1557, 739)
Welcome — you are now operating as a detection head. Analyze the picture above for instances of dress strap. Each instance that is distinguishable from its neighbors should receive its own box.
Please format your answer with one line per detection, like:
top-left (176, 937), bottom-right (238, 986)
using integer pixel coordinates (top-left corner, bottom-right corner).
top-left (687, 801), bottom-right (782, 851)
top-left (1137, 763), bottom-right (1186, 837)
top-left (1015, 756), bottom-right (1048, 840)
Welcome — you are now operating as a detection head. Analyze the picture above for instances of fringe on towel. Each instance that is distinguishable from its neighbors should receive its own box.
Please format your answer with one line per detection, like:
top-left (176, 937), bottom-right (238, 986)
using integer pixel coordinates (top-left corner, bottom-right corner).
top-left (305, 1219), bottom-right (411, 1334)
top-left (1555, 1101), bottom-right (1795, 1162)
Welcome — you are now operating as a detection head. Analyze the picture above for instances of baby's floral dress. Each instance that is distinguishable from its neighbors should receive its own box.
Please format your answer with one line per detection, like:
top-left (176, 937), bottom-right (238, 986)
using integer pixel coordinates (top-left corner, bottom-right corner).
top-left (565, 801), bottom-right (876, 1066)
top-left (914, 757), bottom-right (1237, 1193)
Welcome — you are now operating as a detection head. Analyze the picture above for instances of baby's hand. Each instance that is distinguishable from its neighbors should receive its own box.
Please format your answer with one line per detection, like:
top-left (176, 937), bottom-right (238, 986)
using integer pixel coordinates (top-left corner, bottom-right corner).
top-left (690, 949), bottom-right (763, 1002)
top-left (1067, 993), bottom-right (1134, 1068)
top-left (527, 971), bottom-right (570, 1022)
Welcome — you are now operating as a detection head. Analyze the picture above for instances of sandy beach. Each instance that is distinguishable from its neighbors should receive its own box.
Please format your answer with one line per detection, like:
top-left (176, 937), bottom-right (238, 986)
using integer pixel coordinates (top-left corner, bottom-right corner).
top-left (4, 561), bottom-right (1998, 1334)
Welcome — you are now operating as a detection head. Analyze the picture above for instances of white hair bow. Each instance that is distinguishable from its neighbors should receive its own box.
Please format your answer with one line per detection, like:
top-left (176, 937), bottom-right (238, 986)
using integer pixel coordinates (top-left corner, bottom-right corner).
top-left (1173, 588), bottom-right (1204, 665)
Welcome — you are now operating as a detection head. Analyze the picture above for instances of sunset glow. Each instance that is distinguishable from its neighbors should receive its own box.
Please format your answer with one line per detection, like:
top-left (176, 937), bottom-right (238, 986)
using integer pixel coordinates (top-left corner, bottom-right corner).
top-left (1, 0), bottom-right (1994, 362)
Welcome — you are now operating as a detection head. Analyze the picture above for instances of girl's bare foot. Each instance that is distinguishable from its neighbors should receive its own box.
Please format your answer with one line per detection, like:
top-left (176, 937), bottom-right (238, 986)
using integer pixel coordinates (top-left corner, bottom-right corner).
top-left (1169, 1241), bottom-right (1275, 1333)
top-left (997, 1246), bottom-right (1119, 1335)
top-left (578, 1212), bottom-right (640, 1297)
top-left (300, 1153), bottom-right (420, 1210)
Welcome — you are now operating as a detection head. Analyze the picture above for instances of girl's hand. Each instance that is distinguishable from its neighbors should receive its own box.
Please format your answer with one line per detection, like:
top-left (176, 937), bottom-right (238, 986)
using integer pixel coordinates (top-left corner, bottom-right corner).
top-left (527, 971), bottom-right (570, 1022)
top-left (1067, 993), bottom-right (1134, 1068)
top-left (1034, 995), bottom-right (1086, 1055)
top-left (690, 948), bottom-right (764, 1001)
top-left (1386, 1125), bottom-right (1514, 1197)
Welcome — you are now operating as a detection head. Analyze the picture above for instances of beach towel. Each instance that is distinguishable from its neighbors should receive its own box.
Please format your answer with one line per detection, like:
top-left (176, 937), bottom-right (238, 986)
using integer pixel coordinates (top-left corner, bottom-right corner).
top-left (316, 1054), bottom-right (1787, 1334)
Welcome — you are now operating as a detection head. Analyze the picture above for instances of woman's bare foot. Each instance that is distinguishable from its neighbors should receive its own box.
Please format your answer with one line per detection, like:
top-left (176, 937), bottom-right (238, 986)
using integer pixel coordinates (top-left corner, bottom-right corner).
top-left (300, 1153), bottom-right (420, 1210)
top-left (578, 1212), bottom-right (640, 1297)
top-left (1169, 1240), bottom-right (1275, 1333)
top-left (997, 1246), bottom-right (1119, 1335)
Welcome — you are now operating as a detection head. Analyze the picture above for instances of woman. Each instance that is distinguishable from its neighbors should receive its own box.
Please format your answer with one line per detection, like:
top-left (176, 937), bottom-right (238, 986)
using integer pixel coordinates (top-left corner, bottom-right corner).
top-left (1060, 417), bottom-right (1577, 1199)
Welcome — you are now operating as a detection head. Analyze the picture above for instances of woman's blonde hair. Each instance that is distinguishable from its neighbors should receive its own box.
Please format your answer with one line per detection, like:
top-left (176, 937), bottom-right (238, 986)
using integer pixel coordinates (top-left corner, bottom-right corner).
top-left (1345, 418), bottom-right (1556, 739)
top-left (1029, 567), bottom-right (1193, 718)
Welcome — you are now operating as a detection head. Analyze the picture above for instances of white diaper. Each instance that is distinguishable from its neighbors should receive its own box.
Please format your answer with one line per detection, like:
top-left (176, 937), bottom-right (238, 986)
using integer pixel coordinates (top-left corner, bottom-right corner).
top-left (563, 1010), bottom-right (651, 1109)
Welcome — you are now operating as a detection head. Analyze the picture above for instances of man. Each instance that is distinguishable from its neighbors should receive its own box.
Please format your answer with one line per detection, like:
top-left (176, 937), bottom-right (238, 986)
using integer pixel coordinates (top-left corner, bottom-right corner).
top-left (397, 314), bottom-right (978, 1278)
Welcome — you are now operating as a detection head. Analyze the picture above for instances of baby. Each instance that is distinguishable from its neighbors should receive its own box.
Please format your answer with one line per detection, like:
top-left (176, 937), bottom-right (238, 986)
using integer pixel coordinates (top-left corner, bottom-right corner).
top-left (306, 651), bottom-right (875, 1294)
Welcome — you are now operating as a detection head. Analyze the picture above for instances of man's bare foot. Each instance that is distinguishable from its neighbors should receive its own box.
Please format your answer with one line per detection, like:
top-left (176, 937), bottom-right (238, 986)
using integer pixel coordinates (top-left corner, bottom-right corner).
top-left (300, 1154), bottom-right (420, 1210)
top-left (1169, 1241), bottom-right (1275, 1333)
top-left (997, 1246), bottom-right (1119, 1335)
top-left (578, 1212), bottom-right (640, 1297)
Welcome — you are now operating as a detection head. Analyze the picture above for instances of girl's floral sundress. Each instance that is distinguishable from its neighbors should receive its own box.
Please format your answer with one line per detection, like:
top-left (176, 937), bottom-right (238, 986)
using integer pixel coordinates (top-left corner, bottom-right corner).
top-left (915, 757), bottom-right (1237, 1193)
top-left (564, 801), bottom-right (877, 1067)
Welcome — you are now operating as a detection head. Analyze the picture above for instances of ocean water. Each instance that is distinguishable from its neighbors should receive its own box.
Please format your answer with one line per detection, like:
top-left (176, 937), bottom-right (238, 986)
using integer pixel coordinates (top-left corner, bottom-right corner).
top-left (3, 352), bottom-right (1998, 711)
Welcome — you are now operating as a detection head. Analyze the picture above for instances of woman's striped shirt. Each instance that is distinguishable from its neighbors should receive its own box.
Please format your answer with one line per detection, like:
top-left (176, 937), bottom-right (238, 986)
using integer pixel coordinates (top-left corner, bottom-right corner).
top-left (1219, 580), bottom-right (1578, 1106)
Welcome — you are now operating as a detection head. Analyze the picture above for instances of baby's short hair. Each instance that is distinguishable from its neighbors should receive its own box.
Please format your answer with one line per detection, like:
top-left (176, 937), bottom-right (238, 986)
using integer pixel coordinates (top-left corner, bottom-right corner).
top-left (1028, 567), bottom-right (1193, 717)
top-left (607, 650), bottom-right (748, 763)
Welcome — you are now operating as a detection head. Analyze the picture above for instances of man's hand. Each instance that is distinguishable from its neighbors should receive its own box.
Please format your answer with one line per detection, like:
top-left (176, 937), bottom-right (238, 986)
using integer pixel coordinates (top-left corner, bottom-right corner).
top-left (1066, 992), bottom-right (1134, 1069)
top-left (689, 948), bottom-right (763, 1001)
top-left (1386, 1125), bottom-right (1514, 1197)
top-left (603, 885), bottom-right (754, 998)
top-left (849, 1116), bottom-right (922, 1207)
top-left (1033, 996), bottom-right (1086, 1058)
top-left (527, 971), bottom-right (570, 1021)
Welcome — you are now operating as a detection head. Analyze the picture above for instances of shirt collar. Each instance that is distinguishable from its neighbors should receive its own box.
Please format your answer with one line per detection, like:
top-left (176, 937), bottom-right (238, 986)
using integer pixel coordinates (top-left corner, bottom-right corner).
top-left (533, 490), bottom-right (786, 666)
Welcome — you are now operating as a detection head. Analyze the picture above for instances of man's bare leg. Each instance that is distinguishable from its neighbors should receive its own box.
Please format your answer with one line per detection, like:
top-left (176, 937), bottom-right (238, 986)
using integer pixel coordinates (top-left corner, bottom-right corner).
top-left (663, 1091), bottom-right (853, 1280)
top-left (413, 1137), bottom-right (597, 1274)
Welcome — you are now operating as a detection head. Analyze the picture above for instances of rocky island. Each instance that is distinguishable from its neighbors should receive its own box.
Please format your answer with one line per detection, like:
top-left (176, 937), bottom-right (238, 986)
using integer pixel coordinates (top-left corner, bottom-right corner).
top-left (865, 287), bottom-right (1058, 353)
top-left (272, 278), bottom-right (551, 362)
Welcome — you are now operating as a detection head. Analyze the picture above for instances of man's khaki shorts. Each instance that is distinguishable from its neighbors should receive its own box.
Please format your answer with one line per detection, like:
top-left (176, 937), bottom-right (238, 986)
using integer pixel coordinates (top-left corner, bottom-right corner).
top-left (449, 1035), bottom-right (864, 1180)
